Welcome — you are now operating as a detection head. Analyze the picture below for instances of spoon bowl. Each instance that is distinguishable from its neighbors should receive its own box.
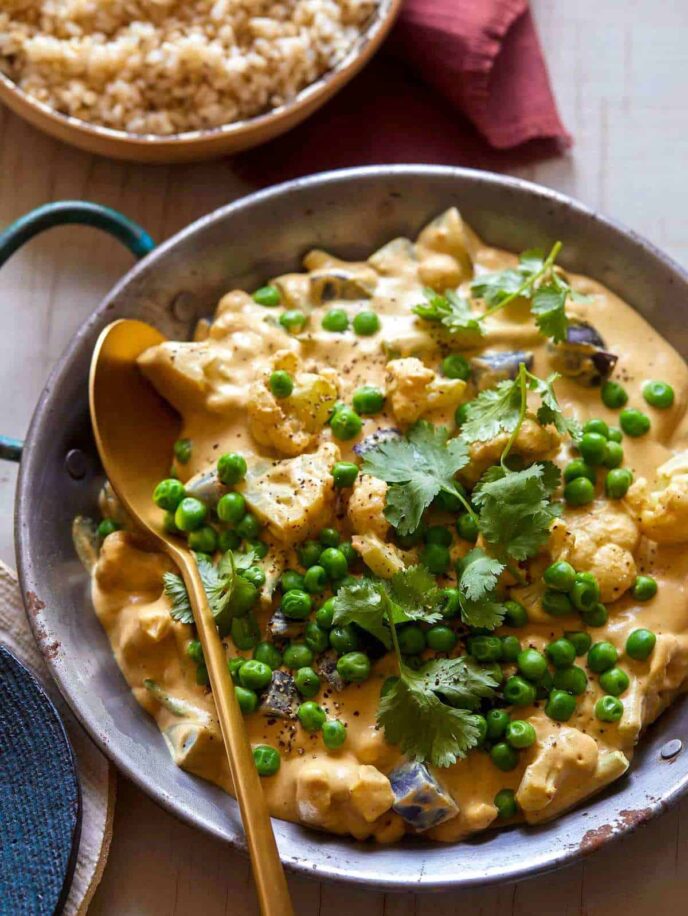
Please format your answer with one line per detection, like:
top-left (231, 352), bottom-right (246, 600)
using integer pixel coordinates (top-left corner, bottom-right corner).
top-left (89, 318), bottom-right (293, 916)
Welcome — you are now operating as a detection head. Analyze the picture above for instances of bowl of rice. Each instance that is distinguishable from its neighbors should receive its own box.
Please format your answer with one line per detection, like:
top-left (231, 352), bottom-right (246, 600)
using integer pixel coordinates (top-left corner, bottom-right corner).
top-left (0, 0), bottom-right (401, 162)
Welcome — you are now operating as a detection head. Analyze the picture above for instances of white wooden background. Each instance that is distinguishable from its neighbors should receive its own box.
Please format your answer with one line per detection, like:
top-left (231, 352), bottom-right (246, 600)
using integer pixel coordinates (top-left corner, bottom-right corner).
top-left (1, 1), bottom-right (688, 913)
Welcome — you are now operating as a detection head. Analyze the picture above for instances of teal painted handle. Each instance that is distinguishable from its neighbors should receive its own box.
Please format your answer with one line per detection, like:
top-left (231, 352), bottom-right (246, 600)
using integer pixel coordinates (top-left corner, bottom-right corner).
top-left (0, 201), bottom-right (156, 461)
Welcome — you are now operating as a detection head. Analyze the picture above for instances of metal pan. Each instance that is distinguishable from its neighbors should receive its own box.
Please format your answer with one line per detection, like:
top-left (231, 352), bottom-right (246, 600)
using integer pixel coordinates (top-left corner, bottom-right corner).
top-left (4, 166), bottom-right (688, 891)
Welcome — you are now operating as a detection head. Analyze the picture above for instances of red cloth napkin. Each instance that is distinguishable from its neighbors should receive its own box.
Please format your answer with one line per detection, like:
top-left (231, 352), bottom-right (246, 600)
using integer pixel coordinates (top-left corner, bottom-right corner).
top-left (236, 0), bottom-right (570, 182)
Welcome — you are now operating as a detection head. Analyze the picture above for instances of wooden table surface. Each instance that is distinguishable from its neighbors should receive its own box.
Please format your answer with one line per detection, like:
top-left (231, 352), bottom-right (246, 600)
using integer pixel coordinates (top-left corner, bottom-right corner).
top-left (1, 1), bottom-right (687, 913)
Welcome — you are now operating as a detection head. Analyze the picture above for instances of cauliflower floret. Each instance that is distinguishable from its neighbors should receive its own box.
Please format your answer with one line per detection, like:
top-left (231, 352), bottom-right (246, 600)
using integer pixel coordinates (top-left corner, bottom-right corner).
top-left (94, 531), bottom-right (172, 595)
top-left (347, 474), bottom-right (389, 539)
top-left (549, 502), bottom-right (639, 602)
top-left (463, 419), bottom-right (561, 485)
top-left (247, 350), bottom-right (338, 456)
top-left (414, 207), bottom-right (474, 281)
top-left (243, 442), bottom-right (339, 546)
top-left (619, 633), bottom-right (688, 743)
top-left (626, 450), bottom-right (688, 544)
top-left (352, 534), bottom-right (409, 578)
top-left (516, 723), bottom-right (629, 823)
top-left (386, 357), bottom-right (466, 424)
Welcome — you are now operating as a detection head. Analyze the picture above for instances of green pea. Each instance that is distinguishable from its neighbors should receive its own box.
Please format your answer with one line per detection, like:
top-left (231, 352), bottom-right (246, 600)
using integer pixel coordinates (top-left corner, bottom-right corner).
top-left (332, 462), bottom-right (359, 488)
top-left (174, 497), bottom-right (207, 532)
top-left (315, 598), bottom-right (336, 630)
top-left (322, 308), bottom-right (349, 332)
top-left (186, 639), bottom-right (204, 665)
top-left (253, 744), bottom-right (281, 777)
top-left (248, 538), bottom-right (268, 559)
top-left (425, 525), bottom-right (452, 547)
top-left (473, 714), bottom-right (488, 745)
top-left (279, 309), bottom-right (307, 333)
top-left (599, 667), bottom-right (629, 696)
top-left (579, 432), bottom-right (608, 466)
top-left (504, 676), bottom-right (536, 707)
top-left (283, 643), bottom-right (314, 670)
top-left (153, 478), bottom-right (186, 511)
top-left (440, 587), bottom-right (461, 619)
top-left (240, 566), bottom-right (265, 589)
top-left (318, 528), bottom-right (339, 548)
top-left (454, 401), bottom-right (472, 427)
top-left (421, 543), bottom-right (450, 575)
top-left (626, 628), bottom-right (656, 660)
top-left (231, 612), bottom-right (260, 650)
top-left (281, 589), bottom-right (312, 620)
top-left (352, 310), bottom-right (380, 336)
top-left (294, 666), bottom-right (321, 698)
top-left (632, 575), bottom-right (657, 601)
top-left (395, 523), bottom-right (427, 549)
top-left (581, 603), bottom-right (609, 628)
top-left (506, 719), bottom-right (536, 749)
top-left (552, 665), bottom-right (588, 696)
top-left (595, 696), bottom-right (624, 723)
top-left (607, 426), bottom-right (623, 443)
top-left (602, 441), bottom-right (624, 469)
top-left (269, 370), bottom-right (294, 399)
top-left (426, 625), bottom-right (457, 653)
top-left (336, 651), bottom-right (371, 683)
top-left (456, 513), bottom-right (479, 543)
top-left (642, 380), bottom-right (674, 409)
top-left (441, 354), bottom-right (471, 380)
top-left (217, 452), bottom-right (247, 485)
top-left (330, 406), bottom-right (362, 441)
top-left (434, 487), bottom-right (467, 512)
top-left (545, 689), bottom-right (577, 721)
top-left (486, 708), bottom-right (510, 740)
top-left (564, 631), bottom-right (592, 657)
top-left (235, 685), bottom-right (258, 715)
top-left (570, 572), bottom-right (600, 612)
top-left (303, 565), bottom-right (328, 595)
top-left (329, 624), bottom-right (359, 654)
top-left (542, 590), bottom-right (574, 618)
top-left (564, 477), bottom-right (595, 506)
top-left (564, 459), bottom-right (597, 484)
top-left (319, 547), bottom-right (348, 580)
top-left (583, 419), bottom-right (610, 438)
top-left (217, 491), bottom-right (246, 524)
top-left (239, 660), bottom-right (272, 691)
top-left (606, 467), bottom-right (633, 499)
top-left (494, 788), bottom-right (519, 819)
top-left (253, 642), bottom-right (282, 670)
top-left (543, 560), bottom-right (576, 592)
top-left (546, 638), bottom-right (576, 669)
top-left (468, 635), bottom-right (502, 663)
top-left (338, 542), bottom-right (357, 566)
top-left (504, 600), bottom-right (528, 628)
top-left (601, 380), bottom-right (628, 409)
top-left (188, 525), bottom-right (218, 553)
top-left (281, 569), bottom-right (305, 592)
top-left (195, 663), bottom-right (209, 686)
top-left (97, 518), bottom-right (121, 539)
top-left (588, 641), bottom-right (618, 673)
top-left (501, 635), bottom-right (521, 662)
top-left (252, 284), bottom-right (281, 307)
top-left (517, 648), bottom-right (547, 682)
top-left (398, 624), bottom-right (427, 656)
top-left (298, 700), bottom-right (327, 732)
top-left (227, 657), bottom-right (245, 684)
top-left (322, 719), bottom-right (347, 749)
top-left (236, 512), bottom-right (261, 540)
top-left (218, 529), bottom-right (241, 551)
top-left (620, 407), bottom-right (650, 437)
top-left (490, 742), bottom-right (519, 772)
top-left (301, 623), bottom-right (327, 656)
top-left (173, 437), bottom-right (192, 464)
top-left (352, 385), bottom-right (385, 415)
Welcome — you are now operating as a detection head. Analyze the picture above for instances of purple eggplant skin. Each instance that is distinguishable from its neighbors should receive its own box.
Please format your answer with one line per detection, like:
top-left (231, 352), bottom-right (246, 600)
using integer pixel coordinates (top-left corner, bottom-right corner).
top-left (354, 428), bottom-right (401, 456)
top-left (471, 350), bottom-right (534, 390)
top-left (548, 320), bottom-right (618, 386)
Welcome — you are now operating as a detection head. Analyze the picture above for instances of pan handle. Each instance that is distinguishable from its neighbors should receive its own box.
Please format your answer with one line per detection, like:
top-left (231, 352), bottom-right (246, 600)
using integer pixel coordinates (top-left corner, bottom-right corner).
top-left (0, 201), bottom-right (156, 462)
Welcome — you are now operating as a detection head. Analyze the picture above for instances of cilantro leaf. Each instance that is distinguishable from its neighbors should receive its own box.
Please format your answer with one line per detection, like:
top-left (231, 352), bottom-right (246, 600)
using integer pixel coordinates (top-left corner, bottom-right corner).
top-left (332, 577), bottom-right (391, 648)
top-left (470, 267), bottom-right (526, 307)
top-left (460, 378), bottom-right (524, 443)
top-left (412, 288), bottom-right (484, 344)
top-left (388, 565), bottom-right (444, 625)
top-left (456, 548), bottom-right (507, 629)
top-left (417, 656), bottom-right (499, 710)
top-left (378, 662), bottom-right (483, 767)
top-left (164, 551), bottom-right (244, 625)
top-left (532, 284), bottom-right (568, 342)
top-left (163, 571), bottom-right (195, 624)
top-left (529, 372), bottom-right (582, 439)
top-left (361, 421), bottom-right (469, 535)
top-left (473, 463), bottom-right (562, 561)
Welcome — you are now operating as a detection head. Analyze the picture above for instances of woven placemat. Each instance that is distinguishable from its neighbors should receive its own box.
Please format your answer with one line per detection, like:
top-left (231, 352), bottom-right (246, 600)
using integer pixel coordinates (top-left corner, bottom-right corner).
top-left (0, 561), bottom-right (114, 915)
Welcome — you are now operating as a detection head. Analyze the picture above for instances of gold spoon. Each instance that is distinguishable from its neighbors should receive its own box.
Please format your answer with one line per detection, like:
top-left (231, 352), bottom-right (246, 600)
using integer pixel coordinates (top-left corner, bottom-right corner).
top-left (89, 318), bottom-right (293, 916)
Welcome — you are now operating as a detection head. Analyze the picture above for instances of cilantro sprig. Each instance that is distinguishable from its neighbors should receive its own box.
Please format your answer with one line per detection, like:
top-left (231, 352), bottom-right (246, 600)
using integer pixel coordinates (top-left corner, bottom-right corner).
top-left (456, 548), bottom-right (508, 629)
top-left (333, 569), bottom-right (497, 767)
top-left (163, 549), bottom-right (256, 626)
top-left (360, 421), bottom-right (472, 535)
top-left (412, 289), bottom-right (484, 345)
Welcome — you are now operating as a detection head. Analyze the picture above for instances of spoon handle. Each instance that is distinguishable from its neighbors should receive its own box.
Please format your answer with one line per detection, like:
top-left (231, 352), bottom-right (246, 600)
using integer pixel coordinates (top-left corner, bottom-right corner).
top-left (180, 554), bottom-right (294, 916)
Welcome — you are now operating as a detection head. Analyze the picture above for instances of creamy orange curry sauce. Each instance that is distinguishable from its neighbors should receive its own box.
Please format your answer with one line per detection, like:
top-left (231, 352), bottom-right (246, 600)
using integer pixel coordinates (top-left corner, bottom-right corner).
top-left (83, 209), bottom-right (688, 844)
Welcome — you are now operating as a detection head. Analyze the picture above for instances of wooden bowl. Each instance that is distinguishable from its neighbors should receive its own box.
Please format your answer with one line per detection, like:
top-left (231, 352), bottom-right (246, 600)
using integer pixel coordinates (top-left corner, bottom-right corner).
top-left (0, 0), bottom-right (402, 163)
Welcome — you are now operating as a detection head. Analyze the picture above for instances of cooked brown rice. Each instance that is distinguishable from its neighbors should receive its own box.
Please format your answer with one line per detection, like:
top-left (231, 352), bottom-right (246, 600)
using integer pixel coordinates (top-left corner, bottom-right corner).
top-left (0, 0), bottom-right (378, 135)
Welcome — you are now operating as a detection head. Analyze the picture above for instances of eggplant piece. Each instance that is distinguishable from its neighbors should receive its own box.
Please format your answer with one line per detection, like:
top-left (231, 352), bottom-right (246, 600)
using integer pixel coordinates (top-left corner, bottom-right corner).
top-left (471, 350), bottom-right (534, 390)
top-left (353, 427), bottom-right (401, 457)
top-left (315, 650), bottom-right (345, 693)
top-left (259, 670), bottom-right (299, 719)
top-left (184, 469), bottom-right (226, 509)
top-left (548, 321), bottom-right (618, 386)
top-left (388, 760), bottom-right (459, 830)
top-left (268, 609), bottom-right (307, 641)
top-left (309, 266), bottom-right (377, 304)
